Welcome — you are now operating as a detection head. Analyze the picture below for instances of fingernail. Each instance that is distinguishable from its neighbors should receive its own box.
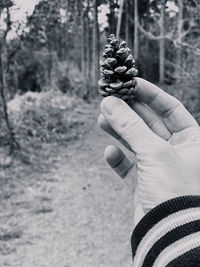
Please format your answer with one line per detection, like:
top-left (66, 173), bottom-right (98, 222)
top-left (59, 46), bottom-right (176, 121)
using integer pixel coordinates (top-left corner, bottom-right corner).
top-left (105, 145), bottom-right (125, 168)
top-left (101, 96), bottom-right (124, 115)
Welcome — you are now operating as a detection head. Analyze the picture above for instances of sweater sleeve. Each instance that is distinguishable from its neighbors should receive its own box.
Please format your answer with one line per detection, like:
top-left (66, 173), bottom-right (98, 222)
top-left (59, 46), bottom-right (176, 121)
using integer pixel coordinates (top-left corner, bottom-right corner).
top-left (131, 195), bottom-right (200, 267)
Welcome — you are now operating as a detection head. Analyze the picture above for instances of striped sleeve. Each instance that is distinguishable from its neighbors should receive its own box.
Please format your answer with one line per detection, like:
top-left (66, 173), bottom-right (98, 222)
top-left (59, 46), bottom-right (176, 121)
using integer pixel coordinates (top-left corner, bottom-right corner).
top-left (131, 196), bottom-right (200, 267)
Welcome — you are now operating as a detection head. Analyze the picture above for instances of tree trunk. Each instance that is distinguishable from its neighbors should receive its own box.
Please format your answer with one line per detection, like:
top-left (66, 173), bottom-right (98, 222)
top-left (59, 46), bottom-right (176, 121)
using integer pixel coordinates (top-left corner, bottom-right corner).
top-left (176, 0), bottom-right (183, 83)
top-left (109, 0), bottom-right (116, 34)
top-left (47, 44), bottom-right (52, 85)
top-left (116, 0), bottom-right (125, 39)
top-left (66, 1), bottom-right (70, 75)
top-left (125, 0), bottom-right (129, 46)
top-left (65, 26), bottom-right (69, 75)
top-left (0, 42), bottom-right (18, 153)
top-left (134, 0), bottom-right (139, 59)
top-left (0, 5), bottom-right (19, 153)
top-left (159, 0), bottom-right (165, 84)
top-left (85, 0), bottom-right (92, 98)
top-left (92, 0), bottom-right (99, 90)
top-left (81, 3), bottom-right (86, 76)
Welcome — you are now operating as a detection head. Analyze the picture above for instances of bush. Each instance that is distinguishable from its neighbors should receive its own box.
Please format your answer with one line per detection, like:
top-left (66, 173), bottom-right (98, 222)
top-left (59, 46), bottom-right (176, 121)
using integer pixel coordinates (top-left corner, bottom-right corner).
top-left (8, 91), bottom-right (91, 144)
top-left (56, 75), bottom-right (73, 94)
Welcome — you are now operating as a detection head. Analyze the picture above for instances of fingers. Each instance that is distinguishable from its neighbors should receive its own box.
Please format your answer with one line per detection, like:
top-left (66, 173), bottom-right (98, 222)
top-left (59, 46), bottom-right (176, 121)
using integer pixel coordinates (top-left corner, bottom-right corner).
top-left (135, 78), bottom-right (198, 133)
top-left (131, 100), bottom-right (171, 140)
top-left (98, 114), bottom-right (132, 151)
top-left (104, 145), bottom-right (135, 178)
top-left (105, 145), bottom-right (138, 191)
top-left (105, 144), bottom-right (144, 225)
top-left (99, 100), bottom-right (171, 142)
top-left (101, 96), bottom-right (164, 155)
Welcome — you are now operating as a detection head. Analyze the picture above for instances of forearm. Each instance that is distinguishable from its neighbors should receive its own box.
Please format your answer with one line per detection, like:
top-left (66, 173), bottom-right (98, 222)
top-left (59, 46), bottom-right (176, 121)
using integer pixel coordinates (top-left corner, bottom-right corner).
top-left (131, 195), bottom-right (200, 266)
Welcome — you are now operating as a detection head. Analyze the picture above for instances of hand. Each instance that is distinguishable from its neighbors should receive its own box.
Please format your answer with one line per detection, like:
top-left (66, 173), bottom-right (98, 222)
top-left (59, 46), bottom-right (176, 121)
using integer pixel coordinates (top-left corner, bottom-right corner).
top-left (98, 78), bottom-right (200, 226)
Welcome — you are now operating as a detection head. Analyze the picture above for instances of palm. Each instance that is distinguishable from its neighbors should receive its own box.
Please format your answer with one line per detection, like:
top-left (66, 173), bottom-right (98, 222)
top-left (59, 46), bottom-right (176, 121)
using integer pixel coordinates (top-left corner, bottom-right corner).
top-left (136, 127), bottom-right (200, 214)
top-left (99, 78), bottom-right (200, 225)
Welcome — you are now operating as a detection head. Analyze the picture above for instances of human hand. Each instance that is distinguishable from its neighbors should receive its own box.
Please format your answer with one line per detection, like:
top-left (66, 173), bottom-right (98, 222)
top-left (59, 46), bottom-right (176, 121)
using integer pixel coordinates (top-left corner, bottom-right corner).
top-left (98, 78), bottom-right (200, 226)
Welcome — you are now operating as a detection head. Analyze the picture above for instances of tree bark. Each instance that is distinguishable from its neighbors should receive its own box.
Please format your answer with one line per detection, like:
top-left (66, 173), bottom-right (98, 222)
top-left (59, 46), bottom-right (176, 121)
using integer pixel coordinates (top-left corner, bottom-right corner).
top-left (0, 6), bottom-right (19, 153)
top-left (64, 0), bottom-right (69, 74)
top-left (0, 42), bottom-right (19, 153)
top-left (116, 0), bottom-right (125, 39)
top-left (92, 0), bottom-right (99, 90)
top-left (134, 0), bottom-right (139, 59)
top-left (159, 0), bottom-right (165, 84)
top-left (176, 0), bottom-right (183, 83)
top-left (109, 0), bottom-right (115, 34)
top-left (85, 0), bottom-right (92, 98)
top-left (81, 2), bottom-right (86, 76)
top-left (125, 0), bottom-right (129, 46)
top-left (47, 44), bottom-right (52, 85)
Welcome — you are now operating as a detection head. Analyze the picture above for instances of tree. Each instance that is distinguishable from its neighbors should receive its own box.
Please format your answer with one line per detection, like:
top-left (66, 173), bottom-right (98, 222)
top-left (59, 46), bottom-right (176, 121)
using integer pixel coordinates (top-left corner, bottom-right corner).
top-left (85, 0), bottom-right (93, 97)
top-left (92, 0), bottom-right (100, 89)
top-left (108, 0), bottom-right (117, 34)
top-left (125, 0), bottom-right (129, 45)
top-left (0, 0), bottom-right (19, 153)
top-left (134, 0), bottom-right (139, 59)
top-left (116, 0), bottom-right (125, 39)
top-left (81, 1), bottom-right (86, 76)
top-left (159, 0), bottom-right (165, 83)
top-left (137, 0), bottom-right (200, 83)
top-left (136, 0), bottom-right (168, 82)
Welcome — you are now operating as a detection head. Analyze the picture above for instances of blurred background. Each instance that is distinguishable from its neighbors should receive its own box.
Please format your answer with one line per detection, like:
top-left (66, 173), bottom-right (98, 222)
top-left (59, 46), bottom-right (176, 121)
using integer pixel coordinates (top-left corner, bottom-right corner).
top-left (0, 0), bottom-right (200, 266)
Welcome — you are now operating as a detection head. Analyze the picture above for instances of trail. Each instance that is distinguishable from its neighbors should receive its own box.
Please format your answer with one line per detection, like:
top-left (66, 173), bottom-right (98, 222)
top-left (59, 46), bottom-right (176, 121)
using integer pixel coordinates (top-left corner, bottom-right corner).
top-left (0, 109), bottom-right (135, 267)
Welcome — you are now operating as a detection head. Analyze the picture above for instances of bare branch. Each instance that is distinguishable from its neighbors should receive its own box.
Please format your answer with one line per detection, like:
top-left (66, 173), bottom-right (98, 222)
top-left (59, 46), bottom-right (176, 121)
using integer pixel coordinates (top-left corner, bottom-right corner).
top-left (174, 41), bottom-right (200, 56)
top-left (138, 0), bottom-right (200, 56)
top-left (138, 22), bottom-right (173, 41)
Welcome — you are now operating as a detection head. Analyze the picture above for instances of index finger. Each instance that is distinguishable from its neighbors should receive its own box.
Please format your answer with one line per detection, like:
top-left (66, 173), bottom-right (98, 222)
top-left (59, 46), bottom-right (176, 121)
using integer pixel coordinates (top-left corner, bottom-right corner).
top-left (134, 78), bottom-right (198, 133)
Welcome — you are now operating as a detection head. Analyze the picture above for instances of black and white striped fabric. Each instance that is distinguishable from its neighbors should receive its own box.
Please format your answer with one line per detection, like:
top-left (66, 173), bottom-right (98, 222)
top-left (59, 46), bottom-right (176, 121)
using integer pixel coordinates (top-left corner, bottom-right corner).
top-left (131, 196), bottom-right (200, 266)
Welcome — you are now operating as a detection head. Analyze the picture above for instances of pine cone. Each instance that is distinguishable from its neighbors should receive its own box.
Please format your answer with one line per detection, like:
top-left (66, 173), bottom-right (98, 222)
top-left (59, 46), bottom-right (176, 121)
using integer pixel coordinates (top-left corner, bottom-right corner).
top-left (98, 34), bottom-right (138, 104)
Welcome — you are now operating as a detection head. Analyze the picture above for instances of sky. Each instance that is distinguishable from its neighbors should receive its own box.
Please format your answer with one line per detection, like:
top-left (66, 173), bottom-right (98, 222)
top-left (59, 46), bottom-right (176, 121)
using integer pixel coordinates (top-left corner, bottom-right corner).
top-left (6, 0), bottom-right (40, 38)
top-left (8, 0), bottom-right (178, 38)
top-left (11, 0), bottom-right (178, 24)
top-left (10, 0), bottom-right (109, 36)
top-left (14, 0), bottom-right (40, 14)
top-left (12, 0), bottom-right (40, 22)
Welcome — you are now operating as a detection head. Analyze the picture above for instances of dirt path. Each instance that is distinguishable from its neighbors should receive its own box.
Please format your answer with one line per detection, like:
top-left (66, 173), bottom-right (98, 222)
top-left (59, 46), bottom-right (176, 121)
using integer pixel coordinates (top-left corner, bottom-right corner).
top-left (0, 111), bottom-right (135, 267)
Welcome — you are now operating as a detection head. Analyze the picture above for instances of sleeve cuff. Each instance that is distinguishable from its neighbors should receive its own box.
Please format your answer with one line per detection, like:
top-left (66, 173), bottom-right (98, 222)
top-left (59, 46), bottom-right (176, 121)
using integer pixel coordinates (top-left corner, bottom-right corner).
top-left (131, 195), bottom-right (200, 266)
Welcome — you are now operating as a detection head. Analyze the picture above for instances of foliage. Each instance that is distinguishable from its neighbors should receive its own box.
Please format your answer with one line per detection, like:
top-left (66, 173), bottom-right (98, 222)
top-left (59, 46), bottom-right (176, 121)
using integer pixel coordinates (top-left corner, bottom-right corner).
top-left (8, 91), bottom-right (91, 144)
top-left (0, 0), bottom-right (199, 161)
top-left (3, 0), bottom-right (200, 94)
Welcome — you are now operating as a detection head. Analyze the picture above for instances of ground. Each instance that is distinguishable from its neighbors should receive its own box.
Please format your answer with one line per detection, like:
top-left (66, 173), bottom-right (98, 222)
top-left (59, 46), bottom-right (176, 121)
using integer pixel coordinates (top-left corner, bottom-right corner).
top-left (0, 101), bottom-right (135, 267)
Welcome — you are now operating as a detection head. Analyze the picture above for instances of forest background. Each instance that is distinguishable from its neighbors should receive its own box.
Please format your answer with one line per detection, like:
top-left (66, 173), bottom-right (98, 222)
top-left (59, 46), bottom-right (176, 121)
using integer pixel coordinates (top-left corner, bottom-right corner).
top-left (0, 0), bottom-right (200, 157)
top-left (0, 1), bottom-right (200, 266)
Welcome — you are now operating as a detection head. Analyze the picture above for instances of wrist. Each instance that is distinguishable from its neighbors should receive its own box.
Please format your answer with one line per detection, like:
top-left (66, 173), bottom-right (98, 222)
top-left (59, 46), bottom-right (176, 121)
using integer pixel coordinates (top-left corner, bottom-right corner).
top-left (131, 195), bottom-right (200, 266)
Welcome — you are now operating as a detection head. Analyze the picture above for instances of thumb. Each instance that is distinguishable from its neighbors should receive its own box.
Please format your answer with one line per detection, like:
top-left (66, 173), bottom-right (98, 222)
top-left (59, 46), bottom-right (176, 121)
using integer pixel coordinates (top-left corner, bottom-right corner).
top-left (101, 96), bottom-right (164, 155)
